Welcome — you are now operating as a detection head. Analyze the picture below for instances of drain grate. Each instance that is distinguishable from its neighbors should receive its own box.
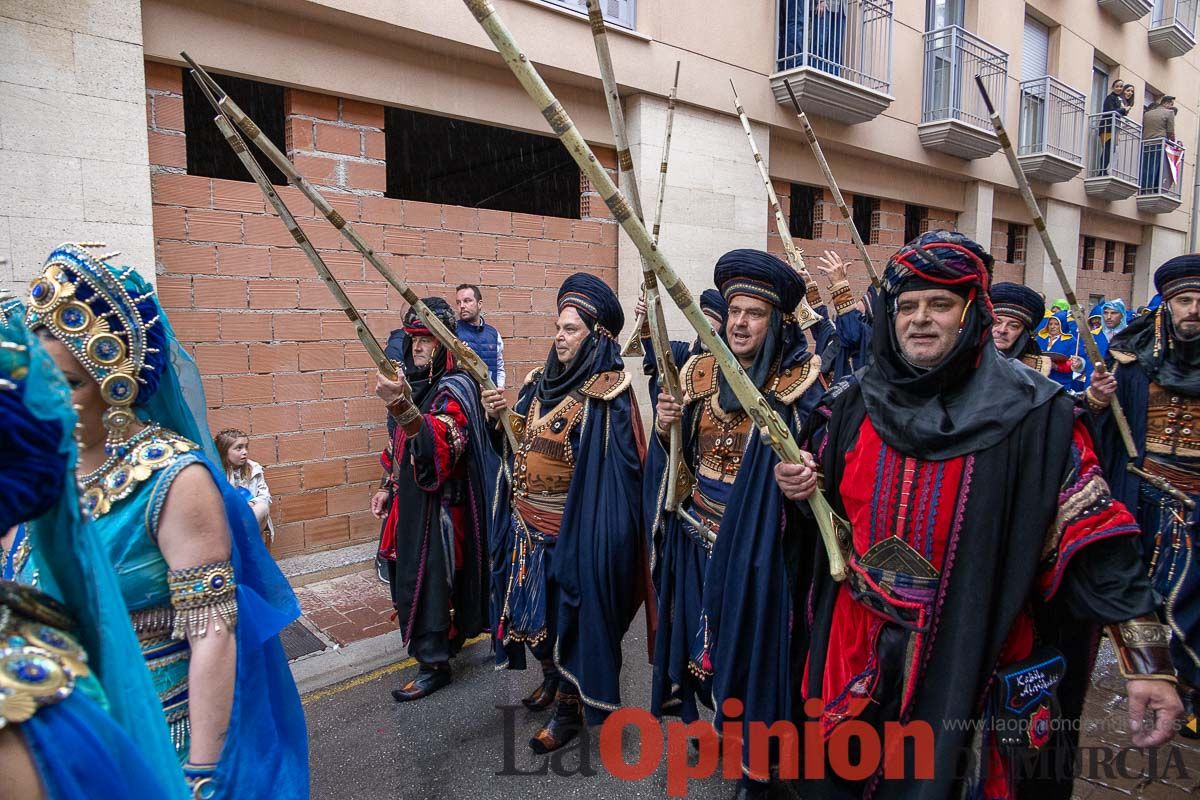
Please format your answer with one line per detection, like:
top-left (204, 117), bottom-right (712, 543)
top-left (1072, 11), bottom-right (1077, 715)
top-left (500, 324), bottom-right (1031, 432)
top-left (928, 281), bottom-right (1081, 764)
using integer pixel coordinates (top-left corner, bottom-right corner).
top-left (281, 620), bottom-right (327, 661)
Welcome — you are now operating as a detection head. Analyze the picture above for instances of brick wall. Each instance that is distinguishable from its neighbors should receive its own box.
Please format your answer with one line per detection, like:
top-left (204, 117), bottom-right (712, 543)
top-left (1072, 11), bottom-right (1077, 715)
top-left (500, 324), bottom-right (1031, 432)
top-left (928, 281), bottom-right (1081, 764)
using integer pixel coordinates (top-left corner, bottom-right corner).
top-left (990, 220), bottom-right (1027, 286)
top-left (145, 62), bottom-right (618, 557)
top-left (1075, 236), bottom-right (1135, 307)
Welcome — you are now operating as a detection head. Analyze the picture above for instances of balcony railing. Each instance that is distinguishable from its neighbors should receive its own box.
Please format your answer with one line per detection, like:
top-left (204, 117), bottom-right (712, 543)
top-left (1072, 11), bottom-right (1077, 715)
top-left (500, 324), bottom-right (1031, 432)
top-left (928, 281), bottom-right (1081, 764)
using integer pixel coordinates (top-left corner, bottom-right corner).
top-left (540, 0), bottom-right (635, 29)
top-left (921, 26), bottom-right (1007, 130)
top-left (1018, 77), bottom-right (1086, 172)
top-left (776, 0), bottom-right (893, 93)
top-left (1085, 111), bottom-right (1142, 199)
top-left (1138, 137), bottom-right (1186, 212)
top-left (1149, 0), bottom-right (1198, 56)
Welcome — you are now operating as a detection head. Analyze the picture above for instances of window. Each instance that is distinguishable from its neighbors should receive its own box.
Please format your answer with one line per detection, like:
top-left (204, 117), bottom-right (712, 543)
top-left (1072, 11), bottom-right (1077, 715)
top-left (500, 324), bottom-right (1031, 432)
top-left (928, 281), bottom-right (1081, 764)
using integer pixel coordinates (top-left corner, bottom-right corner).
top-left (1006, 223), bottom-right (1027, 264)
top-left (926, 0), bottom-right (964, 30)
top-left (789, 184), bottom-right (820, 240)
top-left (852, 194), bottom-right (879, 245)
top-left (1103, 240), bottom-right (1116, 272)
top-left (1088, 293), bottom-right (1106, 309)
top-left (183, 73), bottom-right (286, 184)
top-left (1090, 56), bottom-right (1111, 114)
top-left (1081, 236), bottom-right (1097, 270)
top-left (385, 108), bottom-right (580, 219)
top-left (904, 204), bottom-right (927, 244)
top-left (1123, 244), bottom-right (1138, 274)
top-left (1022, 16), bottom-right (1050, 82)
top-left (539, 0), bottom-right (636, 29)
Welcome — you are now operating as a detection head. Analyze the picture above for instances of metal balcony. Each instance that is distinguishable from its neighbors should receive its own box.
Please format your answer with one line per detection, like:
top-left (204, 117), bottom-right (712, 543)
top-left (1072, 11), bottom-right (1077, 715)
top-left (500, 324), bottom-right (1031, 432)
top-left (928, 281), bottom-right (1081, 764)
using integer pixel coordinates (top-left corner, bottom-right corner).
top-left (1149, 0), bottom-right (1197, 57)
top-left (1097, 0), bottom-right (1154, 23)
top-left (771, 0), bottom-right (894, 124)
top-left (1084, 112), bottom-right (1142, 200)
top-left (1137, 137), bottom-right (1186, 213)
top-left (919, 26), bottom-right (1007, 159)
top-left (1017, 77), bottom-right (1086, 183)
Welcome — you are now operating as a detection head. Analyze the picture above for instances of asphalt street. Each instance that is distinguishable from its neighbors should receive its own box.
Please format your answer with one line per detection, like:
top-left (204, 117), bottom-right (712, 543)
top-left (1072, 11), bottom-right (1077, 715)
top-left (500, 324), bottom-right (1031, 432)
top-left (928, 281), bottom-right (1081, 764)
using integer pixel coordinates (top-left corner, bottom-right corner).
top-left (305, 627), bottom-right (737, 800)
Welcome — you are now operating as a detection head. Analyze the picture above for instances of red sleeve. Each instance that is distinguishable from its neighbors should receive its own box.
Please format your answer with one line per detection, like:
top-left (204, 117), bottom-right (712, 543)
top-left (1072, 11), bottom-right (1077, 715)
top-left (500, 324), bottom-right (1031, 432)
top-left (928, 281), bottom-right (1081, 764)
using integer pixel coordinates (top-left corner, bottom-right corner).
top-left (410, 395), bottom-right (469, 492)
top-left (1053, 360), bottom-right (1073, 374)
top-left (1038, 418), bottom-right (1141, 599)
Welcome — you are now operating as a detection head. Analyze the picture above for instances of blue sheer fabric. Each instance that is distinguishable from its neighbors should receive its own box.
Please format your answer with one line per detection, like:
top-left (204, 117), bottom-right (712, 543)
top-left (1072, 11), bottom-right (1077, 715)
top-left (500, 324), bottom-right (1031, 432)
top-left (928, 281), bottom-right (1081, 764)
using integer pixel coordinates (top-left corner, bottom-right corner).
top-left (3, 308), bottom-right (184, 798)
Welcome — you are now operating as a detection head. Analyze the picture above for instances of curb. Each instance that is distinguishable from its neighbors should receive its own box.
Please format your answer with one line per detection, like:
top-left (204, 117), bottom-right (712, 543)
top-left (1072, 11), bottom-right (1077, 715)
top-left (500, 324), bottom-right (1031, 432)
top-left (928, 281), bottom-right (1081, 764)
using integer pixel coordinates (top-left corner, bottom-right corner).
top-left (291, 629), bottom-right (408, 696)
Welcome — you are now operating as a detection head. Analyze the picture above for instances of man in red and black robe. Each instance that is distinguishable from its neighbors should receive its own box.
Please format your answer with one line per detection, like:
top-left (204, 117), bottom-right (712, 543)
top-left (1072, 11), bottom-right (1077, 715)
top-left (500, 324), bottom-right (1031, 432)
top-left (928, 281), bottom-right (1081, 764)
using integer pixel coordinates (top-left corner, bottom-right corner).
top-left (773, 231), bottom-right (1183, 799)
top-left (371, 297), bottom-right (496, 701)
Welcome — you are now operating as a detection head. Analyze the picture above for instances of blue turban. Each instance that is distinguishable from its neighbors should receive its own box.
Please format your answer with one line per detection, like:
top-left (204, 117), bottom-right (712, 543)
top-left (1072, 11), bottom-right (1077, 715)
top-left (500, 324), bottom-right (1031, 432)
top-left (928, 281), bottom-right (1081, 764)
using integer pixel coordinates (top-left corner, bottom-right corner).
top-left (714, 249), bottom-right (805, 312)
top-left (990, 282), bottom-right (1044, 331)
top-left (558, 272), bottom-right (624, 336)
top-left (1154, 254), bottom-right (1200, 301)
top-left (881, 230), bottom-right (994, 302)
top-left (699, 288), bottom-right (728, 323)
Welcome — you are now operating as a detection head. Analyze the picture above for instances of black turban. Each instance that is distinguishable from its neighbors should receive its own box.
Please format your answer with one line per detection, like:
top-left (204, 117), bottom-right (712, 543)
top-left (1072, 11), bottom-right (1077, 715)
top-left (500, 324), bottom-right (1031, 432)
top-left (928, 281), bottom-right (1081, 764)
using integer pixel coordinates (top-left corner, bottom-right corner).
top-left (714, 249), bottom-right (805, 313)
top-left (558, 272), bottom-right (624, 336)
top-left (699, 289), bottom-right (729, 323)
top-left (990, 282), bottom-right (1044, 331)
top-left (403, 296), bottom-right (456, 336)
top-left (1154, 254), bottom-right (1200, 301)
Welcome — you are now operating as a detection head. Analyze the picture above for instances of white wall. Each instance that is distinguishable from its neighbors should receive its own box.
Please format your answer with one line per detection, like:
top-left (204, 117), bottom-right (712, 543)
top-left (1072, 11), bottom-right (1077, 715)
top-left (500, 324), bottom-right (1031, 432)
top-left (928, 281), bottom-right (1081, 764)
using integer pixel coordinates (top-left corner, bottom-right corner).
top-left (0, 0), bottom-right (155, 293)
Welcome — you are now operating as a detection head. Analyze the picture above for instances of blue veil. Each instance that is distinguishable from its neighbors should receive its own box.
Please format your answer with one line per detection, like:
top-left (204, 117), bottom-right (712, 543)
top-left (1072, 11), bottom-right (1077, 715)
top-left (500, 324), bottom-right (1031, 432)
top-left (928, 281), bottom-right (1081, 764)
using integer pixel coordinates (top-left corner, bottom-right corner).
top-left (2, 304), bottom-right (185, 799)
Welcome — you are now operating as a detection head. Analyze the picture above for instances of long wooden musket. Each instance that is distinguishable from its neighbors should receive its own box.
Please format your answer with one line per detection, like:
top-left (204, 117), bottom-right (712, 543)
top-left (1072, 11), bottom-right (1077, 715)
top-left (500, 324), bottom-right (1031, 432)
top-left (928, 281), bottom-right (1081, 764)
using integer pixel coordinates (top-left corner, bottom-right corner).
top-left (582, 3), bottom-right (692, 511)
top-left (182, 52), bottom-right (520, 450)
top-left (621, 59), bottom-right (681, 358)
top-left (192, 81), bottom-right (398, 381)
top-left (783, 80), bottom-right (881, 290)
top-left (974, 76), bottom-right (1193, 509)
top-left (462, 0), bottom-right (847, 579)
top-left (729, 80), bottom-right (822, 329)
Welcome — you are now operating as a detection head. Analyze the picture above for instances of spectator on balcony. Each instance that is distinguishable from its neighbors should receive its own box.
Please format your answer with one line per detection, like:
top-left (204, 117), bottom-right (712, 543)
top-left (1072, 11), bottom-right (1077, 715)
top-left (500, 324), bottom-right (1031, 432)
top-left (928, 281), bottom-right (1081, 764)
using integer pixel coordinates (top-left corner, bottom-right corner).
top-left (1142, 96), bottom-right (1179, 192)
top-left (1099, 79), bottom-right (1126, 172)
top-left (1121, 84), bottom-right (1136, 116)
top-left (811, 0), bottom-right (847, 75)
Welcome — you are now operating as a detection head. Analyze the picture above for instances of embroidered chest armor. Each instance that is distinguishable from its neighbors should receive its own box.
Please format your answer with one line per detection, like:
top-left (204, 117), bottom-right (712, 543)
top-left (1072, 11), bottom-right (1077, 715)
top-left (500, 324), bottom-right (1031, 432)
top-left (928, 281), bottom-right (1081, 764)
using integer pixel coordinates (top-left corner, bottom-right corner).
top-left (695, 400), bottom-right (752, 485)
top-left (1145, 383), bottom-right (1200, 463)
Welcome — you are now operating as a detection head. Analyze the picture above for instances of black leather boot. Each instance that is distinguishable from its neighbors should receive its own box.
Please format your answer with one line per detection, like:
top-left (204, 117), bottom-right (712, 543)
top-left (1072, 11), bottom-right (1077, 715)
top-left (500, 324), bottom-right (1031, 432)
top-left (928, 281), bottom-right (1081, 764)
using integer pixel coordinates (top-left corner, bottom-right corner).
top-left (521, 659), bottom-right (560, 711)
top-left (391, 662), bottom-right (451, 702)
top-left (529, 690), bottom-right (583, 754)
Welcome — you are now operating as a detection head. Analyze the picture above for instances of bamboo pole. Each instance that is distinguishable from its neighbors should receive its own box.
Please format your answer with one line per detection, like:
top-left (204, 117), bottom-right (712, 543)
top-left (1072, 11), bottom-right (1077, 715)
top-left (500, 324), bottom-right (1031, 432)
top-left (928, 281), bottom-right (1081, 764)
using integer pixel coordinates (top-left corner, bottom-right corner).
top-left (460, 0), bottom-right (847, 579)
top-left (198, 97), bottom-right (397, 380)
top-left (974, 75), bottom-right (1193, 509)
top-left (182, 52), bottom-right (520, 450)
top-left (782, 80), bottom-right (881, 290)
top-left (728, 80), bottom-right (822, 329)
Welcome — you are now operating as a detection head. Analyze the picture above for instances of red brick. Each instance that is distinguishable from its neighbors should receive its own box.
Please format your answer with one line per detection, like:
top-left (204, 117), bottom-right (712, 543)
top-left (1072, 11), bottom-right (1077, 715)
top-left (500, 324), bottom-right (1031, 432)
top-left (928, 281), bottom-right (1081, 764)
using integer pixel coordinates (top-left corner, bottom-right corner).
top-left (154, 94), bottom-right (184, 131)
top-left (560, 242), bottom-right (590, 266)
top-left (346, 453), bottom-right (382, 482)
top-left (382, 228), bottom-right (422, 255)
top-left (279, 491), bottom-right (327, 523)
top-left (441, 206), bottom-right (478, 232)
top-left (340, 99), bottom-right (384, 127)
top-left (345, 161), bottom-right (385, 192)
top-left (302, 459), bottom-right (346, 489)
top-left (272, 313), bottom-right (323, 341)
top-left (403, 201), bottom-right (441, 229)
top-left (286, 118), bottom-right (314, 152)
top-left (320, 312), bottom-right (358, 341)
top-left (363, 130), bottom-right (385, 160)
top-left (306, 514), bottom-right (351, 550)
top-left (171, 311), bottom-right (220, 341)
top-left (298, 342), bottom-right (344, 371)
top-left (269, 247), bottom-right (319, 279)
top-left (288, 89), bottom-right (339, 120)
top-left (144, 61), bottom-right (182, 92)
top-left (243, 215), bottom-right (295, 247)
top-left (201, 376), bottom-right (222, 408)
top-left (344, 343), bottom-right (378, 369)
top-left (361, 196), bottom-right (403, 226)
top-left (250, 403), bottom-right (300, 435)
top-left (589, 245), bottom-right (617, 267)
top-left (511, 213), bottom-right (544, 237)
top-left (249, 343), bottom-right (299, 373)
top-left (278, 430), bottom-right (325, 462)
top-left (498, 289), bottom-right (532, 311)
top-left (206, 406), bottom-right (251, 434)
top-left (444, 259), bottom-right (482, 286)
top-left (220, 312), bottom-right (272, 341)
top-left (155, 275), bottom-right (192, 308)
top-left (326, 193), bottom-right (361, 224)
top-left (249, 279), bottom-right (299, 309)
top-left (318, 250), bottom-right (363, 280)
top-left (322, 371), bottom-right (369, 399)
top-left (293, 154), bottom-right (341, 186)
top-left (270, 522), bottom-right (305, 557)
top-left (158, 241), bottom-right (215, 275)
top-left (544, 217), bottom-right (573, 240)
top-left (496, 238), bottom-right (528, 261)
top-left (326, 428), bottom-right (369, 457)
top-left (344, 284), bottom-right (387, 309)
top-left (148, 131), bottom-right (186, 168)
top-left (299, 281), bottom-right (336, 310)
top-left (223, 374), bottom-right (274, 405)
top-left (457, 233), bottom-right (494, 259)
top-left (349, 511), bottom-right (381, 543)
top-left (152, 172), bottom-right (211, 207)
top-left (326, 482), bottom-right (372, 515)
top-left (314, 123), bottom-right (361, 156)
top-left (298, 221), bottom-right (342, 250)
top-left (212, 179), bottom-right (266, 214)
top-left (573, 220), bottom-right (603, 243)
top-left (403, 257), bottom-right (444, 284)
top-left (192, 277), bottom-right (248, 308)
top-left (344, 398), bottom-right (382, 426)
top-left (300, 399), bottom-right (346, 428)
top-left (187, 209), bottom-right (243, 243)
top-left (269, 465), bottom-right (303, 494)
top-left (477, 209), bottom-right (512, 235)
top-left (480, 265), bottom-right (516, 286)
top-left (424, 231), bottom-right (459, 258)
top-left (215, 244), bottom-right (269, 277)
top-left (274, 372), bottom-right (322, 402)
top-left (274, 186), bottom-right (316, 218)
top-left (153, 205), bottom-right (187, 239)
top-left (195, 342), bottom-right (249, 374)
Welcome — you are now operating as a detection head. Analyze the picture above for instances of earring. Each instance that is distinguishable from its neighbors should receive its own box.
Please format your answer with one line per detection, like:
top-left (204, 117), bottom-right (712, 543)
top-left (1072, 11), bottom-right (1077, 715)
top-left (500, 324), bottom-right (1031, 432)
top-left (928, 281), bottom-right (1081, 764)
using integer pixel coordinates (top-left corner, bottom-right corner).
top-left (102, 405), bottom-right (137, 456)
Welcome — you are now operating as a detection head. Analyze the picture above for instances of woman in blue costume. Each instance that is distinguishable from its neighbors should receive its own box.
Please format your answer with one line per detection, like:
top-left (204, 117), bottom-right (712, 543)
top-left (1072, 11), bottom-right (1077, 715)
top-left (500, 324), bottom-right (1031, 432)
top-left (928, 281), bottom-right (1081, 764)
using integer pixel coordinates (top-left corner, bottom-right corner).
top-left (24, 243), bottom-right (308, 799)
top-left (0, 294), bottom-right (184, 799)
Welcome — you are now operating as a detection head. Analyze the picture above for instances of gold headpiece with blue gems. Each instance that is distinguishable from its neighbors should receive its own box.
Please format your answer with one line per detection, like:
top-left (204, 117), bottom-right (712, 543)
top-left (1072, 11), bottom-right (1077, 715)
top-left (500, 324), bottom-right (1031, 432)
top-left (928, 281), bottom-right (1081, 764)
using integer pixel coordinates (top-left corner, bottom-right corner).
top-left (25, 243), bottom-right (159, 427)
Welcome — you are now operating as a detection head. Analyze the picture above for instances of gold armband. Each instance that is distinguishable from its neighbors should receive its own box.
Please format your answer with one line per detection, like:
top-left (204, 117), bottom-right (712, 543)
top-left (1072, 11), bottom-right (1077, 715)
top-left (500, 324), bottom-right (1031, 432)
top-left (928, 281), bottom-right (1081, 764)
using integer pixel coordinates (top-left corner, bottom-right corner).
top-left (1106, 615), bottom-right (1177, 683)
top-left (168, 561), bottom-right (237, 640)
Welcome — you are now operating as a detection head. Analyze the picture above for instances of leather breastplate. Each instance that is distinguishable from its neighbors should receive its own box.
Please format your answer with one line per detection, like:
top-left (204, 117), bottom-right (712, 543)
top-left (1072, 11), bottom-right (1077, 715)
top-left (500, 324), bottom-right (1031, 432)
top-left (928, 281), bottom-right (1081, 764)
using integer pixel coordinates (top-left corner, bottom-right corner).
top-left (1146, 383), bottom-right (1200, 462)
top-left (695, 397), bottom-right (752, 485)
top-left (513, 394), bottom-right (586, 536)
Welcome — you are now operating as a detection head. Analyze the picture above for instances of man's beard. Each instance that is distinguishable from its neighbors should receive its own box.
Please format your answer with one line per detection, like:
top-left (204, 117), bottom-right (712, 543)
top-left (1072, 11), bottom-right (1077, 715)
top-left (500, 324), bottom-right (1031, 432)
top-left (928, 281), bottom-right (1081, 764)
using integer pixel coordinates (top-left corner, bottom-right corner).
top-left (1173, 321), bottom-right (1200, 341)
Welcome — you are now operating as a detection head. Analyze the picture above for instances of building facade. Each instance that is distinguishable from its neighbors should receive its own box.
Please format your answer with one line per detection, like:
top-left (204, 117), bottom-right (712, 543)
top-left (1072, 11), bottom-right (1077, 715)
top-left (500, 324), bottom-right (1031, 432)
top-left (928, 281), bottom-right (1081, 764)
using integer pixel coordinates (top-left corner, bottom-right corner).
top-left (2, 0), bottom-right (1198, 557)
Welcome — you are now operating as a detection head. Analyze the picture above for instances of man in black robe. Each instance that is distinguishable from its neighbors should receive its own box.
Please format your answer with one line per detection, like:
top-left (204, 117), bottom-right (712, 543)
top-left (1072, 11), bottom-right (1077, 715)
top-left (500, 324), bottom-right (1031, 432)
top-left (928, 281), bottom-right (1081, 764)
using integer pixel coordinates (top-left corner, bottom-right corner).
top-left (371, 297), bottom-right (495, 701)
top-left (775, 231), bottom-right (1182, 798)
